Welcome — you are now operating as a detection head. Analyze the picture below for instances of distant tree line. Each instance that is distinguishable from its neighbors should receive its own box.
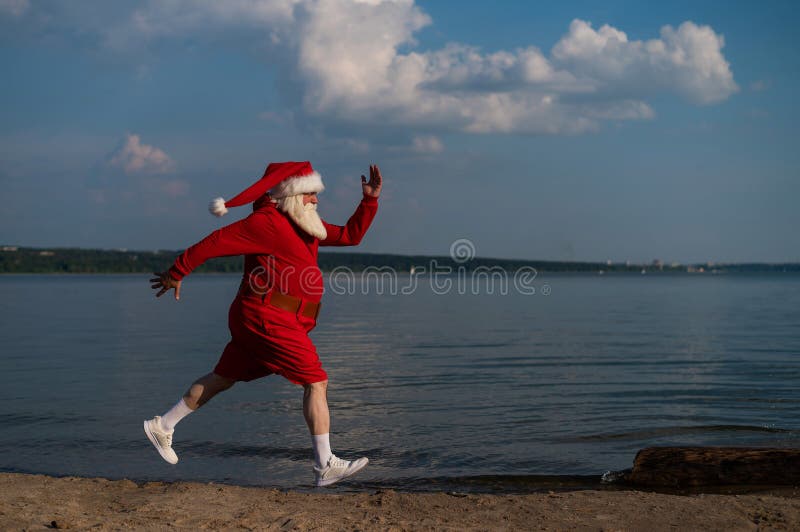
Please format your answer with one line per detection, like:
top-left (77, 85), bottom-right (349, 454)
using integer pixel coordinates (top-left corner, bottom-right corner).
top-left (1, 246), bottom-right (798, 274)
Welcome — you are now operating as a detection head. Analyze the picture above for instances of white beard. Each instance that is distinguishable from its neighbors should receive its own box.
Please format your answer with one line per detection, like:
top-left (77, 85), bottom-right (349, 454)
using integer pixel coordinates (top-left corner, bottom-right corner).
top-left (275, 194), bottom-right (328, 240)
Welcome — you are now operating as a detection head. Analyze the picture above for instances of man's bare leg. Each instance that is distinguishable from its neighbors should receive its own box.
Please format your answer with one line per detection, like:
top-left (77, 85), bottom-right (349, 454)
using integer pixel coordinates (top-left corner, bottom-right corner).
top-left (304, 380), bottom-right (332, 468)
top-left (144, 372), bottom-right (234, 464)
top-left (183, 372), bottom-right (236, 410)
top-left (303, 380), bottom-right (368, 485)
top-left (159, 372), bottom-right (235, 431)
top-left (303, 379), bottom-right (330, 435)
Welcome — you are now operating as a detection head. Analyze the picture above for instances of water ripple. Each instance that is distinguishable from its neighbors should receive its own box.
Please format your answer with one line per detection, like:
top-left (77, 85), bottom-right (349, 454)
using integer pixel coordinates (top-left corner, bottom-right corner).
top-left (567, 425), bottom-right (797, 442)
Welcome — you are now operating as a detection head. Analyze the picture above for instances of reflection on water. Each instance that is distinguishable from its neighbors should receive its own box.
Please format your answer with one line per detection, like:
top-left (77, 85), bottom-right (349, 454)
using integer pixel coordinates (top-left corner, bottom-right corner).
top-left (0, 273), bottom-right (799, 490)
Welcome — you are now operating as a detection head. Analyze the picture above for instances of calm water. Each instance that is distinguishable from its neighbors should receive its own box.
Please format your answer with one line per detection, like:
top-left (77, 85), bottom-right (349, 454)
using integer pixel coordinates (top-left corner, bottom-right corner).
top-left (1, 273), bottom-right (799, 491)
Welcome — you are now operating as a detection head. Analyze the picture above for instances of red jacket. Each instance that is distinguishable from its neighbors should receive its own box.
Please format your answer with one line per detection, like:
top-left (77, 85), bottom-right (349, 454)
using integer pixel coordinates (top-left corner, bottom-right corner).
top-left (168, 195), bottom-right (378, 303)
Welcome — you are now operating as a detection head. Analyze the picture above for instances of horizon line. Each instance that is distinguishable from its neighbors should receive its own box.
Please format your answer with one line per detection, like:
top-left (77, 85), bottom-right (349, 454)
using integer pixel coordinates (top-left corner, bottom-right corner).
top-left (2, 245), bottom-right (799, 267)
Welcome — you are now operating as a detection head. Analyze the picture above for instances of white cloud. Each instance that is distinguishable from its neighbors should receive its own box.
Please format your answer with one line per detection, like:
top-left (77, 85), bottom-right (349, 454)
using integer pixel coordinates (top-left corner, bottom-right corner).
top-left (109, 134), bottom-right (175, 175)
top-left (0, 0), bottom-right (29, 17)
top-left (94, 135), bottom-right (187, 204)
top-left (291, 11), bottom-right (736, 133)
top-left (411, 135), bottom-right (443, 154)
top-left (99, 0), bottom-right (299, 51)
top-left (24, 1), bottom-right (738, 136)
top-left (552, 19), bottom-right (738, 104)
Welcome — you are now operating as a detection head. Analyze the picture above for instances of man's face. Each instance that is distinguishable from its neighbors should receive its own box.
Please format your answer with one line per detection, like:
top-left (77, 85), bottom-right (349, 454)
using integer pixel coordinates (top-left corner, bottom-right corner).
top-left (278, 192), bottom-right (327, 239)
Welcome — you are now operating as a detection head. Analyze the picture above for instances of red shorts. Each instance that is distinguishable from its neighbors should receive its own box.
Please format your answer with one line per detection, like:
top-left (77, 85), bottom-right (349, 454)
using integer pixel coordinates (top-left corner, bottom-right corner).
top-left (213, 295), bottom-right (327, 386)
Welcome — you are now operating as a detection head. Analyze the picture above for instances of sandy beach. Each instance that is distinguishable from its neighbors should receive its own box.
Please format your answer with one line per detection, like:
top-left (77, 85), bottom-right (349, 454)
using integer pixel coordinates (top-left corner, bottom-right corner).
top-left (1, 473), bottom-right (798, 531)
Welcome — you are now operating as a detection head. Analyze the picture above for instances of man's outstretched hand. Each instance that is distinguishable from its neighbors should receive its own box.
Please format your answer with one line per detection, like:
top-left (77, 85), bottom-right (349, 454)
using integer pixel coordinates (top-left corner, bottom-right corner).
top-left (150, 271), bottom-right (182, 300)
top-left (361, 164), bottom-right (383, 198)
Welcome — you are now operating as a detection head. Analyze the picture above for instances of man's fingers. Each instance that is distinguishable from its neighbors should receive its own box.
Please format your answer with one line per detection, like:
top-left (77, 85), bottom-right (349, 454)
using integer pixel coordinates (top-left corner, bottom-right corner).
top-left (361, 174), bottom-right (367, 183)
top-left (156, 288), bottom-right (167, 298)
top-left (151, 283), bottom-right (161, 289)
top-left (175, 284), bottom-right (181, 301)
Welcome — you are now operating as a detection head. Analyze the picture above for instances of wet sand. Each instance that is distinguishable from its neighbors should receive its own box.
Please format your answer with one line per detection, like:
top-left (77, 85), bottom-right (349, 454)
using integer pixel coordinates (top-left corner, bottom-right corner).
top-left (1, 473), bottom-right (798, 530)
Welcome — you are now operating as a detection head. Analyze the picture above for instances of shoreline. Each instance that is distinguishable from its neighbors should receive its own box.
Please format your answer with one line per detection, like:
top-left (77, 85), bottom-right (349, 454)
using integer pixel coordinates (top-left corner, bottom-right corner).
top-left (2, 473), bottom-right (798, 530)
top-left (4, 467), bottom-right (798, 497)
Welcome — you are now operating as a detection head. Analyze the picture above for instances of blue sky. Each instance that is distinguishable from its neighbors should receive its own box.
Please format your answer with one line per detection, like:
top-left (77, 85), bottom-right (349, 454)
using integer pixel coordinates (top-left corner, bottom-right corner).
top-left (1, 0), bottom-right (797, 263)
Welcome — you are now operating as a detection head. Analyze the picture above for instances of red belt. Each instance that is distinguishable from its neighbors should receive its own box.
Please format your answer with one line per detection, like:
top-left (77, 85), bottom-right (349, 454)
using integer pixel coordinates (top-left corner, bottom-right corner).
top-left (239, 282), bottom-right (321, 320)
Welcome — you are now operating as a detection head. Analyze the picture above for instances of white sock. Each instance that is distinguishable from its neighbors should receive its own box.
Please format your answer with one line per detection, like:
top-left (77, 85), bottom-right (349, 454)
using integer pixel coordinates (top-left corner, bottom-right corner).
top-left (160, 398), bottom-right (193, 432)
top-left (311, 433), bottom-right (332, 468)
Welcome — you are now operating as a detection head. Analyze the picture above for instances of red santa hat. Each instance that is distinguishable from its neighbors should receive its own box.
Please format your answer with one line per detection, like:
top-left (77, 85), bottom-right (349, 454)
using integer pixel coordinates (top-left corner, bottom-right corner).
top-left (209, 161), bottom-right (324, 217)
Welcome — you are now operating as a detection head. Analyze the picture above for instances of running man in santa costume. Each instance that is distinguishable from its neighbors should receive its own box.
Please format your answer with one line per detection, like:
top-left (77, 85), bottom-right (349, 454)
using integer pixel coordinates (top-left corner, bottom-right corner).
top-left (145, 161), bottom-right (382, 487)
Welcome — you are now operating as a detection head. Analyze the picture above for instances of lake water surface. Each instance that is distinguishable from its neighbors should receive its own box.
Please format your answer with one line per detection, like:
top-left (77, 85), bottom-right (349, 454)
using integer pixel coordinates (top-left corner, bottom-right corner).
top-left (1, 273), bottom-right (798, 491)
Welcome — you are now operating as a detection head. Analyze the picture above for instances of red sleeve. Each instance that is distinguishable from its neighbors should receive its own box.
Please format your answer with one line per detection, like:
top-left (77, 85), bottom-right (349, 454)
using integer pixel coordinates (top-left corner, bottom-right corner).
top-left (168, 212), bottom-right (276, 281)
top-left (320, 195), bottom-right (379, 247)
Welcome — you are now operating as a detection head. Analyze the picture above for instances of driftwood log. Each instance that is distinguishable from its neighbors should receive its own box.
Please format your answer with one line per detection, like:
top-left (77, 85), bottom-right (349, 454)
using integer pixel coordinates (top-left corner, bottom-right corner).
top-left (623, 447), bottom-right (800, 487)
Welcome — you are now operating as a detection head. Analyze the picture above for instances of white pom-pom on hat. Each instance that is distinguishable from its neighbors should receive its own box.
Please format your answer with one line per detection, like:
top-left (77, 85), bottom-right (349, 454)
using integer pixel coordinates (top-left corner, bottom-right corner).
top-left (209, 197), bottom-right (228, 217)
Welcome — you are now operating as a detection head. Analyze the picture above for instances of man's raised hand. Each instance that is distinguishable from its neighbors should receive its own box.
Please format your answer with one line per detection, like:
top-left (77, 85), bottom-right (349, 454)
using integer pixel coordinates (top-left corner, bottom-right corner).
top-left (150, 271), bottom-right (182, 300)
top-left (361, 164), bottom-right (383, 198)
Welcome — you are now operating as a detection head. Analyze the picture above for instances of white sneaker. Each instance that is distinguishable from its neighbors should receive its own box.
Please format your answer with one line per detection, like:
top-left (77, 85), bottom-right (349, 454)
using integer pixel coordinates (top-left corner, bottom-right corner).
top-left (314, 455), bottom-right (369, 487)
top-left (143, 416), bottom-right (179, 465)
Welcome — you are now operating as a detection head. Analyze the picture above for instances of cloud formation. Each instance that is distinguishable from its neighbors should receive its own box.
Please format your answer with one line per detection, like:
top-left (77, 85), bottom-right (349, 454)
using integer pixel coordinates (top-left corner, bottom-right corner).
top-left (411, 135), bottom-right (444, 154)
top-left (109, 134), bottom-right (175, 175)
top-left (290, 5), bottom-right (737, 134)
top-left (13, 1), bottom-right (738, 136)
top-left (91, 134), bottom-right (187, 206)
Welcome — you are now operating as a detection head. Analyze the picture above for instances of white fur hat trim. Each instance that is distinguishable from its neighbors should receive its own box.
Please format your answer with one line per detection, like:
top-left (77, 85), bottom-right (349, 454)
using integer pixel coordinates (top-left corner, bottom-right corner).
top-left (269, 171), bottom-right (324, 199)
